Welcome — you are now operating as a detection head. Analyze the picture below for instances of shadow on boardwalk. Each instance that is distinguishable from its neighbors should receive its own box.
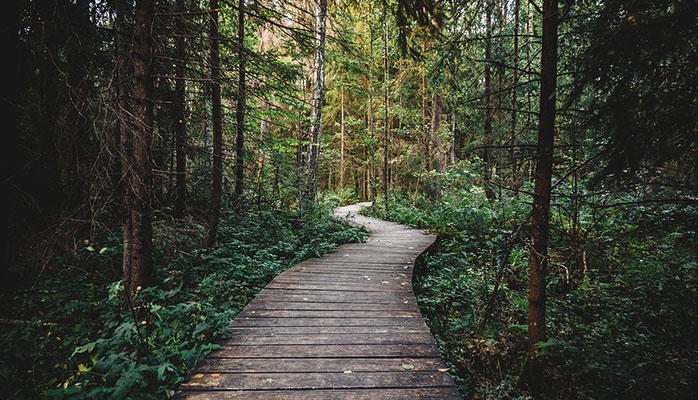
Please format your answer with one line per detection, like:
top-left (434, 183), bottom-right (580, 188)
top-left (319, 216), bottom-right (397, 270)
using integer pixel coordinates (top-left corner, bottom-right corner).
top-left (173, 203), bottom-right (462, 399)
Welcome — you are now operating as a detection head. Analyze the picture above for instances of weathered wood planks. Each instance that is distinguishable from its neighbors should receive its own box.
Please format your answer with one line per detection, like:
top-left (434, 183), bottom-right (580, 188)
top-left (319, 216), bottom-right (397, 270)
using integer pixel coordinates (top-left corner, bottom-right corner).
top-left (173, 203), bottom-right (462, 399)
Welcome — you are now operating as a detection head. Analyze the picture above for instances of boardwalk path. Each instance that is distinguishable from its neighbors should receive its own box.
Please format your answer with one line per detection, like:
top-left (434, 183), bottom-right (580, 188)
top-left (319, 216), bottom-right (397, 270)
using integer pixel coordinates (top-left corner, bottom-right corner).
top-left (174, 203), bottom-right (462, 399)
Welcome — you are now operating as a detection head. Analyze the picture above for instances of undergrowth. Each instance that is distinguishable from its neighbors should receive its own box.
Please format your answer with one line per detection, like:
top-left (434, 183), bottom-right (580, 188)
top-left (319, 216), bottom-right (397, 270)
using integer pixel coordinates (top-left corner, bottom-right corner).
top-left (363, 185), bottom-right (698, 399)
top-left (0, 205), bottom-right (368, 399)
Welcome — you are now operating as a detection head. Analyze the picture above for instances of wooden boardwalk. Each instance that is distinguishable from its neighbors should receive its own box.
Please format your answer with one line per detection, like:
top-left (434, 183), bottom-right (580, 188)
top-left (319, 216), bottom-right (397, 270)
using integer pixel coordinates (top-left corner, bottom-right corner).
top-left (173, 203), bottom-right (462, 399)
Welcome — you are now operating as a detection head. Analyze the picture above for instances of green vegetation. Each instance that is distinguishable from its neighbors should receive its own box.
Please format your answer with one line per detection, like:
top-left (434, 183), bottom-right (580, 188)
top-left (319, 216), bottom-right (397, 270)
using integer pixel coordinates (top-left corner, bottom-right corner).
top-left (5, 0), bottom-right (698, 398)
top-left (0, 206), bottom-right (368, 399)
top-left (363, 166), bottom-right (698, 399)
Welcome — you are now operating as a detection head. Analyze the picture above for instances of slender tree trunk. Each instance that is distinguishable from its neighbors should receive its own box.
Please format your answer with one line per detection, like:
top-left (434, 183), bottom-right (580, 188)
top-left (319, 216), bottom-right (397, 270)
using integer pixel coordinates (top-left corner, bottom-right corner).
top-left (523, 0), bottom-right (558, 392)
top-left (204, 0), bottom-right (223, 248)
top-left (431, 91), bottom-right (443, 174)
top-left (234, 0), bottom-right (246, 203)
top-left (509, 0), bottom-right (521, 193)
top-left (368, 25), bottom-right (377, 206)
top-left (305, 0), bottom-right (327, 201)
top-left (383, 12), bottom-right (390, 211)
top-left (449, 109), bottom-right (456, 165)
top-left (121, 0), bottom-right (154, 304)
top-left (340, 85), bottom-right (345, 189)
top-left (422, 66), bottom-right (431, 171)
top-left (115, 0), bottom-right (131, 291)
top-left (174, 0), bottom-right (187, 218)
top-left (483, 0), bottom-right (494, 199)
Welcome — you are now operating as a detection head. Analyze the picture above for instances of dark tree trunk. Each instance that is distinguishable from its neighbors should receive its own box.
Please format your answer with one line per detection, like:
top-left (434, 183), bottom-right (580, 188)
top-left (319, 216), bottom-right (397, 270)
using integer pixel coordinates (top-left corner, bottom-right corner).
top-left (509, 0), bottom-right (521, 194)
top-left (483, 0), bottom-right (495, 200)
top-left (204, 0), bottom-right (223, 248)
top-left (234, 0), bottom-right (246, 203)
top-left (174, 0), bottom-right (187, 218)
top-left (121, 0), bottom-right (155, 304)
top-left (522, 0), bottom-right (558, 392)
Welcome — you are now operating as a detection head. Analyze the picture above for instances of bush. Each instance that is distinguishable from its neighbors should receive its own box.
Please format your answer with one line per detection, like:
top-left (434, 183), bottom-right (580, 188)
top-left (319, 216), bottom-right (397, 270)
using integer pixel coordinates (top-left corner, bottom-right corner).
top-left (0, 205), bottom-right (368, 399)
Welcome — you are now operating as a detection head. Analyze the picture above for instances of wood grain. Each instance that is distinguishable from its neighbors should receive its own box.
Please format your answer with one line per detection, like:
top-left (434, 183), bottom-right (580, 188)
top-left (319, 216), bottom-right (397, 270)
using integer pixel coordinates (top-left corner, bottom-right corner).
top-left (173, 203), bottom-right (462, 399)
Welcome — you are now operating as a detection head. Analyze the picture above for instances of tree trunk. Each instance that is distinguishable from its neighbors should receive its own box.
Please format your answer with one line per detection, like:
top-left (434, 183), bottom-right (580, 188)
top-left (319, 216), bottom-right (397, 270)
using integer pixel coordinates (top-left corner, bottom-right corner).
top-left (483, 0), bottom-right (494, 199)
top-left (522, 0), bottom-right (558, 392)
top-left (509, 0), bottom-right (521, 193)
top-left (383, 12), bottom-right (390, 212)
top-left (422, 69), bottom-right (431, 172)
top-left (431, 91), bottom-right (443, 174)
top-left (204, 0), bottom-right (223, 248)
top-left (340, 85), bottom-right (345, 189)
top-left (234, 0), bottom-right (246, 203)
top-left (174, 0), bottom-right (187, 218)
top-left (305, 0), bottom-right (327, 201)
top-left (368, 25), bottom-right (377, 206)
top-left (120, 0), bottom-right (154, 305)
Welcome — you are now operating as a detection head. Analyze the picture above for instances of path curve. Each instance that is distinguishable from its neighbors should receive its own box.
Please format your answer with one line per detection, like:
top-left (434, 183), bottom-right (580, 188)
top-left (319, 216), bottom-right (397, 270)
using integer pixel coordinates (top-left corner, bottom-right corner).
top-left (174, 203), bottom-right (462, 399)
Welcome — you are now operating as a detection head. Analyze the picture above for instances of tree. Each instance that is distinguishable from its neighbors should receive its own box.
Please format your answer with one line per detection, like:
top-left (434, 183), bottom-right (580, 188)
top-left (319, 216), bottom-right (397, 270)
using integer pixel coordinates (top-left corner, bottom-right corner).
top-left (174, 0), bottom-right (188, 218)
top-left (305, 0), bottom-right (328, 202)
top-left (522, 0), bottom-right (558, 391)
top-left (234, 0), bottom-right (246, 203)
top-left (383, 6), bottom-right (390, 211)
top-left (119, 0), bottom-right (155, 304)
top-left (204, 0), bottom-right (223, 248)
top-left (575, 0), bottom-right (698, 194)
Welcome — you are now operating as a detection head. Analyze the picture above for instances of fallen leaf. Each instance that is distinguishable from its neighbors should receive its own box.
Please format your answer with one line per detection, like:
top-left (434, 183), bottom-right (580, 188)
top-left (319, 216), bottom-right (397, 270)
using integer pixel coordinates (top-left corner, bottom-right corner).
top-left (193, 374), bottom-right (204, 379)
top-left (266, 378), bottom-right (274, 383)
top-left (401, 363), bottom-right (415, 370)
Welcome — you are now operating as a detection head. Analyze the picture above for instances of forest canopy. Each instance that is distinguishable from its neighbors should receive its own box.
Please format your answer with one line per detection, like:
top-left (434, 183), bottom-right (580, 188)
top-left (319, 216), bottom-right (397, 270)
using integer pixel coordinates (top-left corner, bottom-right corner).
top-left (2, 0), bottom-right (697, 398)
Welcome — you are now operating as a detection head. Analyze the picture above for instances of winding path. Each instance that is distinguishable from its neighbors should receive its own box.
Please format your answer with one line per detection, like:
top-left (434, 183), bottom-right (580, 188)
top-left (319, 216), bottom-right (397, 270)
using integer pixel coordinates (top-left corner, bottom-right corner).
top-left (173, 202), bottom-right (462, 399)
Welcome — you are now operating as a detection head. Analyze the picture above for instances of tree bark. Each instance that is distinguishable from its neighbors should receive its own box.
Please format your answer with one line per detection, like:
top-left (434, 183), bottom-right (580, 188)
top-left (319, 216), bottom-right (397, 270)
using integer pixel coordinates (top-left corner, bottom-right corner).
top-left (422, 69), bottom-right (431, 172)
top-left (120, 0), bottom-right (154, 305)
top-left (234, 0), bottom-right (246, 203)
top-left (523, 0), bottom-right (558, 392)
top-left (368, 25), bottom-right (377, 206)
top-left (174, 0), bottom-right (187, 218)
top-left (204, 0), bottom-right (223, 248)
top-left (305, 0), bottom-right (327, 202)
top-left (483, 0), bottom-right (494, 199)
top-left (340, 85), bottom-right (345, 189)
top-left (383, 12), bottom-right (390, 212)
top-left (509, 0), bottom-right (521, 193)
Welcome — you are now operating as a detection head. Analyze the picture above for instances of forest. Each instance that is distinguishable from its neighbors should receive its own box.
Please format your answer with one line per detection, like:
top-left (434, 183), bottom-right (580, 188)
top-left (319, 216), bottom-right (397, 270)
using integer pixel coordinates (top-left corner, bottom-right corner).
top-left (1, 0), bottom-right (697, 398)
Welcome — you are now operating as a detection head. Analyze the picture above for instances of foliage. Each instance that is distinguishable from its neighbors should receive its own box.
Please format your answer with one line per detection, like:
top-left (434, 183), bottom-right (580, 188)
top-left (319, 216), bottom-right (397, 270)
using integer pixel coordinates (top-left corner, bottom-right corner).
top-left (363, 166), bottom-right (698, 399)
top-left (570, 0), bottom-right (698, 190)
top-left (0, 206), bottom-right (367, 399)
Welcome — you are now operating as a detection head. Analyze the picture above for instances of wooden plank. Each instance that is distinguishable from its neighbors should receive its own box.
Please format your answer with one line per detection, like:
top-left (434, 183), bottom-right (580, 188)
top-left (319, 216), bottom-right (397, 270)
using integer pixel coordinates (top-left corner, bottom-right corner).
top-left (264, 282), bottom-right (414, 292)
top-left (208, 343), bottom-right (442, 358)
top-left (178, 371), bottom-right (455, 391)
top-left (193, 357), bottom-right (450, 373)
top-left (237, 310), bottom-right (420, 319)
top-left (227, 317), bottom-right (429, 328)
top-left (243, 301), bottom-right (420, 312)
top-left (250, 290), bottom-right (415, 303)
top-left (173, 387), bottom-right (463, 400)
top-left (224, 325), bottom-right (427, 336)
top-left (219, 332), bottom-right (436, 346)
